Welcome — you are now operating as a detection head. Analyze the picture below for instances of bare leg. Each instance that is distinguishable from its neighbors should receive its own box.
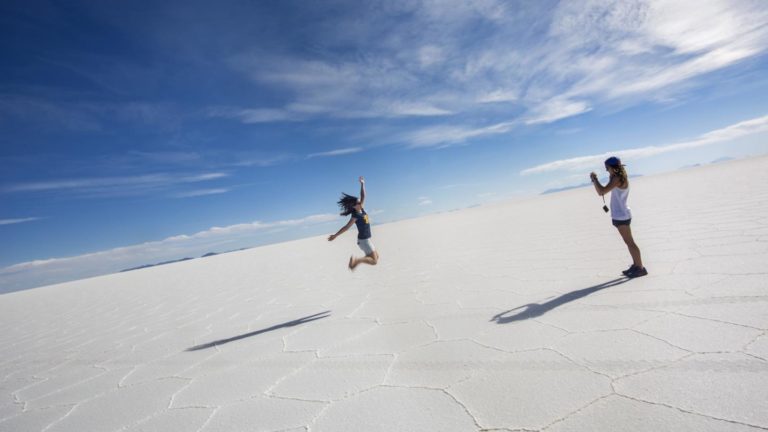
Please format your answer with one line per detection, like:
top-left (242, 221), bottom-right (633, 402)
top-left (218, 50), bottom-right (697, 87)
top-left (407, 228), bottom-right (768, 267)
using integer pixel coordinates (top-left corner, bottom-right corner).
top-left (617, 225), bottom-right (643, 268)
top-left (350, 251), bottom-right (379, 270)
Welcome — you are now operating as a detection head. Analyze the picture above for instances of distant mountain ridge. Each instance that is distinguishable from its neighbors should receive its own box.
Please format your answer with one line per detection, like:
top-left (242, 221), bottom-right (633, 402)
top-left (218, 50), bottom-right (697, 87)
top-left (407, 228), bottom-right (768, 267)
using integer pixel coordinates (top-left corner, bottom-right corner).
top-left (541, 174), bottom-right (644, 195)
top-left (542, 156), bottom-right (737, 195)
top-left (682, 156), bottom-right (735, 169)
top-left (120, 257), bottom-right (195, 272)
top-left (541, 182), bottom-right (592, 195)
top-left (120, 249), bottom-right (246, 272)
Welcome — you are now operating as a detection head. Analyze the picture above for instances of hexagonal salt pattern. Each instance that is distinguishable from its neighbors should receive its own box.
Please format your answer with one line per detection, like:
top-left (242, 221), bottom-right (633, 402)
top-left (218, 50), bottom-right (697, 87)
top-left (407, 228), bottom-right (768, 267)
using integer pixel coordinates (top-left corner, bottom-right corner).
top-left (171, 351), bottom-right (317, 408)
top-left (633, 314), bottom-right (763, 353)
top-left (44, 378), bottom-right (190, 432)
top-left (122, 408), bottom-right (215, 432)
top-left (552, 330), bottom-right (690, 378)
top-left (614, 353), bottom-right (768, 428)
top-left (200, 396), bottom-right (325, 432)
top-left (312, 386), bottom-right (478, 431)
top-left (745, 334), bottom-right (768, 360)
top-left (0, 406), bottom-right (72, 432)
top-left (386, 340), bottom-right (513, 389)
top-left (449, 349), bottom-right (612, 430)
top-left (545, 395), bottom-right (764, 432)
top-left (269, 354), bottom-right (392, 401)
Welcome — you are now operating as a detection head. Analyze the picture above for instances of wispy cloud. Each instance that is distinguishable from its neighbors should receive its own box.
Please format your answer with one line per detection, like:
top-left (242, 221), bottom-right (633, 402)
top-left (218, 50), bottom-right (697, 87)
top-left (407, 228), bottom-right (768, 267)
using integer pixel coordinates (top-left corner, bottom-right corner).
top-left (220, 0), bottom-right (768, 148)
top-left (0, 212), bottom-right (339, 292)
top-left (385, 103), bottom-right (453, 117)
top-left (2, 172), bottom-right (229, 197)
top-left (307, 147), bottom-right (363, 158)
top-left (524, 99), bottom-right (592, 125)
top-left (210, 100), bottom-right (453, 123)
top-left (174, 188), bottom-right (230, 198)
top-left (405, 121), bottom-right (516, 148)
top-left (227, 154), bottom-right (294, 168)
top-left (166, 213), bottom-right (338, 240)
top-left (208, 106), bottom-right (299, 123)
top-left (418, 196), bottom-right (433, 206)
top-left (547, 1), bottom-right (768, 94)
top-left (520, 114), bottom-right (768, 175)
top-left (0, 217), bottom-right (43, 226)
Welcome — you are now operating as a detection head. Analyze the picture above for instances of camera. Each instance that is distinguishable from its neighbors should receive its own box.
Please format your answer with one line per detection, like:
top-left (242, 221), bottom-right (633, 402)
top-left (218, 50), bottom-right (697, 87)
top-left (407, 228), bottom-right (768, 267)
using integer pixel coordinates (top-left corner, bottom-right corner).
top-left (603, 205), bottom-right (609, 213)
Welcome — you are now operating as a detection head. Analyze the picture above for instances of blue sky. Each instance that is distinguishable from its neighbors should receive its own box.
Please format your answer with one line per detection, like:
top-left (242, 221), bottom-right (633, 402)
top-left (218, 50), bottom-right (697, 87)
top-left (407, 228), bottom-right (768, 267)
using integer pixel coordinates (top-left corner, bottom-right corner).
top-left (2, 0), bottom-right (768, 292)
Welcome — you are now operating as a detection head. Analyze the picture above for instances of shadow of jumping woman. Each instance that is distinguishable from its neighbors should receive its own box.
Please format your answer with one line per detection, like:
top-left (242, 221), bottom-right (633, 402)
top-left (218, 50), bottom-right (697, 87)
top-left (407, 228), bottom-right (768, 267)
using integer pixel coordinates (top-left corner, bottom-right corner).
top-left (186, 311), bottom-right (331, 351)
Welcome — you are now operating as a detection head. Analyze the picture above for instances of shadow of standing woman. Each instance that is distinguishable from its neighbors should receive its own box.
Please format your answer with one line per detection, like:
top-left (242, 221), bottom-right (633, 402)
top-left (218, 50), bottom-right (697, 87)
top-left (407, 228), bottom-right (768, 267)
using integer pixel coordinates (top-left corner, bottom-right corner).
top-left (491, 278), bottom-right (629, 324)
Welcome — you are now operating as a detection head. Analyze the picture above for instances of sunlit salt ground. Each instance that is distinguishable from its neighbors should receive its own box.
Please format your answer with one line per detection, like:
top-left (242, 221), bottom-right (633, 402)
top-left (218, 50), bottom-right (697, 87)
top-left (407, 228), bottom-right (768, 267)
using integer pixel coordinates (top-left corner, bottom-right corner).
top-left (1, 157), bottom-right (767, 432)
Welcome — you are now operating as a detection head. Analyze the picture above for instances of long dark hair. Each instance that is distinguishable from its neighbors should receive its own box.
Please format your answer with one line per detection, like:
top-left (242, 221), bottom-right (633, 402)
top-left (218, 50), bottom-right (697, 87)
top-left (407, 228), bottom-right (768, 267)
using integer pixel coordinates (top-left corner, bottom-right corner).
top-left (337, 193), bottom-right (358, 216)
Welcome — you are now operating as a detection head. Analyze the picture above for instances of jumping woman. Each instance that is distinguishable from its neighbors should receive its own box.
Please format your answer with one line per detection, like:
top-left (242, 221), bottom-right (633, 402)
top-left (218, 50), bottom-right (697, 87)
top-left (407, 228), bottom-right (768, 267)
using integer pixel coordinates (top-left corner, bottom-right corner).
top-left (328, 176), bottom-right (379, 271)
top-left (590, 157), bottom-right (647, 278)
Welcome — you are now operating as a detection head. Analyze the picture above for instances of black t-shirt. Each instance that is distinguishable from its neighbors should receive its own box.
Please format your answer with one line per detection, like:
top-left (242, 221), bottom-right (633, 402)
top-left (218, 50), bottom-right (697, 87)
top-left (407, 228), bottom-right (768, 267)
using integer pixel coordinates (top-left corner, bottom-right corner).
top-left (352, 209), bottom-right (372, 239)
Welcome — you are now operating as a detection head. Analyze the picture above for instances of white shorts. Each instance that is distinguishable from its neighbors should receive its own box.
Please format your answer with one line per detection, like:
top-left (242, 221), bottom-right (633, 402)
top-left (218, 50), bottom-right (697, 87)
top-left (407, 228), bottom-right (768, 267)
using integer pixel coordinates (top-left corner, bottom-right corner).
top-left (357, 238), bottom-right (376, 256)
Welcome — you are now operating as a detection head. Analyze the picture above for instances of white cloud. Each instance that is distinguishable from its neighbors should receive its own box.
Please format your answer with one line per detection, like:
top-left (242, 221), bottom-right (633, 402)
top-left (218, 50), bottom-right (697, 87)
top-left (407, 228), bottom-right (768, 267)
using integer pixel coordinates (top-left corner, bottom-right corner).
top-left (643, 0), bottom-right (762, 54)
top-left (476, 89), bottom-right (518, 104)
top-left (524, 99), bottom-right (592, 125)
top-left (221, 0), bottom-right (768, 148)
top-left (418, 196), bottom-right (433, 206)
top-left (0, 217), bottom-right (42, 226)
top-left (208, 106), bottom-right (298, 123)
top-left (307, 147), bottom-right (363, 158)
top-left (235, 108), bottom-right (297, 123)
top-left (406, 121), bottom-right (516, 148)
top-left (174, 188), bottom-right (230, 198)
top-left (1, 172), bottom-right (228, 197)
top-left (520, 113), bottom-right (768, 175)
top-left (228, 155), bottom-right (292, 168)
top-left (385, 102), bottom-right (453, 117)
top-left (0, 212), bottom-right (339, 292)
top-left (419, 45), bottom-right (445, 68)
top-left (185, 173), bottom-right (227, 182)
top-left (555, 0), bottom-right (768, 101)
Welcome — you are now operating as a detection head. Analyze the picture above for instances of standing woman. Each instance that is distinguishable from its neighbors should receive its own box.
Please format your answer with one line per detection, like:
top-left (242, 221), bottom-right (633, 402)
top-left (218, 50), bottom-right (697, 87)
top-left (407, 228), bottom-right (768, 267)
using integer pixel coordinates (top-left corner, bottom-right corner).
top-left (590, 157), bottom-right (648, 278)
top-left (328, 176), bottom-right (379, 270)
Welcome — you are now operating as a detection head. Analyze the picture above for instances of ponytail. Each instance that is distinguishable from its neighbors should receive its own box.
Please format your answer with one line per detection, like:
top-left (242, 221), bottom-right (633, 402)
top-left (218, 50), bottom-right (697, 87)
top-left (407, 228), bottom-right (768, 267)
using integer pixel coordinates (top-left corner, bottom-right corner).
top-left (613, 166), bottom-right (627, 186)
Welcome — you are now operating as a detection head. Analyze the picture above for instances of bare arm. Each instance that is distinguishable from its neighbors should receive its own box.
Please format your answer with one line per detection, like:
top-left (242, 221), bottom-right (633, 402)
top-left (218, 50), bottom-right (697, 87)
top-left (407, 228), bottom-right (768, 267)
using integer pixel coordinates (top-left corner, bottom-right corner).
top-left (590, 173), bottom-right (621, 196)
top-left (328, 218), bottom-right (356, 241)
top-left (359, 176), bottom-right (366, 208)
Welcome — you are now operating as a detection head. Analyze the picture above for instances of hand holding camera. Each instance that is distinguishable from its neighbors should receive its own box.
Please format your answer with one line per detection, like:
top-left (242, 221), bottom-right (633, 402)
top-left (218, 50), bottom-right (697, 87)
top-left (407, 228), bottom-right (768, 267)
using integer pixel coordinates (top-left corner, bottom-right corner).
top-left (589, 172), bottom-right (609, 212)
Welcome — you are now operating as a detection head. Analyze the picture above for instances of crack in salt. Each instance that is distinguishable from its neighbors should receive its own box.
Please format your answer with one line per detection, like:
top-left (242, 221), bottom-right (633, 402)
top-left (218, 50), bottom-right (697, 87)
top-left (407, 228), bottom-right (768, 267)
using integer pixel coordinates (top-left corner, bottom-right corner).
top-left (615, 393), bottom-right (768, 430)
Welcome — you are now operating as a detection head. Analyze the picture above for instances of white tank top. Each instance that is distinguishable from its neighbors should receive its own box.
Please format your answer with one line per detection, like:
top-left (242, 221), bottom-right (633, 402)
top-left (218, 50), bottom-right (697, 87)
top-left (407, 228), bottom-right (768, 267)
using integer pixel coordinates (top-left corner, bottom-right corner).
top-left (610, 185), bottom-right (632, 221)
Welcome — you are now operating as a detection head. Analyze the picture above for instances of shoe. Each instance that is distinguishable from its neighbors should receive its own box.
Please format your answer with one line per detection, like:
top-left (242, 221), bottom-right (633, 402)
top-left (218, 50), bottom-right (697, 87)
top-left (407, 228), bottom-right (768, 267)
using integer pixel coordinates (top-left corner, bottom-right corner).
top-left (622, 265), bottom-right (637, 276)
top-left (627, 266), bottom-right (648, 278)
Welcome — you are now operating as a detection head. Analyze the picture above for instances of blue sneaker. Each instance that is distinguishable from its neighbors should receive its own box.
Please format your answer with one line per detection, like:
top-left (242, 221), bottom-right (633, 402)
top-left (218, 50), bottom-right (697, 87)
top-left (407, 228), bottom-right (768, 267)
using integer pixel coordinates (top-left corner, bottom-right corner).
top-left (622, 265), bottom-right (637, 276)
top-left (627, 266), bottom-right (648, 278)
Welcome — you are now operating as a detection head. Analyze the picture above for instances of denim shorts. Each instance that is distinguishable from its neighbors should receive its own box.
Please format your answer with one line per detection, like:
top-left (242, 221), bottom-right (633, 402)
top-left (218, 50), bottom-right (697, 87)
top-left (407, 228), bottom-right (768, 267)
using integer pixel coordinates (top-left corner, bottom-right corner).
top-left (612, 218), bottom-right (632, 227)
top-left (357, 238), bottom-right (376, 255)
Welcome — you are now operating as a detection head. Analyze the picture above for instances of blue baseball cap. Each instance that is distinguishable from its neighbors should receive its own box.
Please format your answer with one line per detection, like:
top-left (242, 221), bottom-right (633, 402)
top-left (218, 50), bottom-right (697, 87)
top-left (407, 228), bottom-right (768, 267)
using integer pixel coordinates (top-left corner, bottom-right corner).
top-left (604, 156), bottom-right (622, 167)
